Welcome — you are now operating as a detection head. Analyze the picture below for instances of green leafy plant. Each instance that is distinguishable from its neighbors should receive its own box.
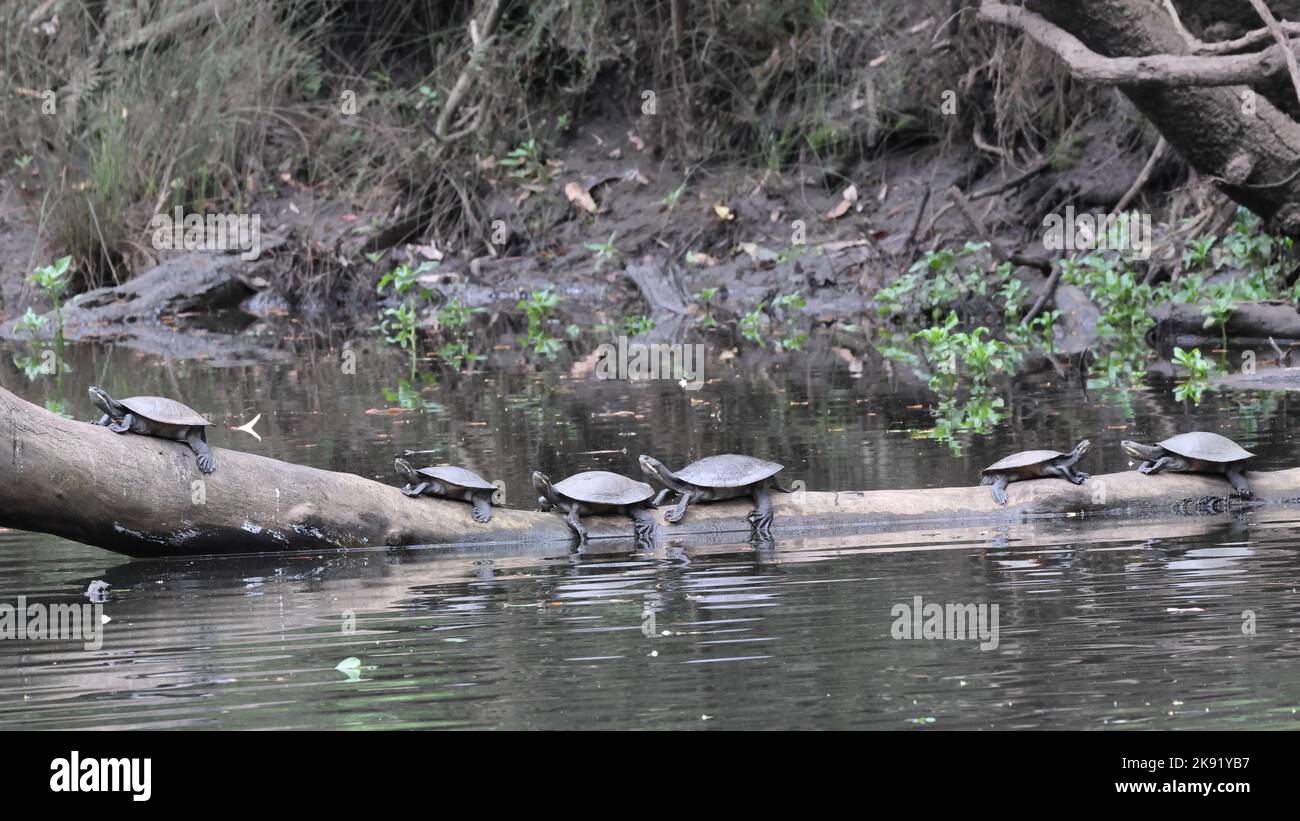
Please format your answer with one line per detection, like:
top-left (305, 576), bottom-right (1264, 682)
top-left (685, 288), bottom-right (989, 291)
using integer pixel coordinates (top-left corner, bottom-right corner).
top-left (772, 291), bottom-right (807, 351)
top-left (585, 232), bottom-right (619, 272)
top-left (1172, 346), bottom-right (1213, 404)
top-left (622, 314), bottom-right (656, 336)
top-left (376, 260), bottom-right (435, 376)
top-left (518, 285), bottom-right (563, 360)
top-left (435, 296), bottom-right (485, 370)
top-left (740, 304), bottom-right (767, 347)
top-left (497, 139), bottom-right (548, 184)
top-left (694, 287), bottom-right (719, 329)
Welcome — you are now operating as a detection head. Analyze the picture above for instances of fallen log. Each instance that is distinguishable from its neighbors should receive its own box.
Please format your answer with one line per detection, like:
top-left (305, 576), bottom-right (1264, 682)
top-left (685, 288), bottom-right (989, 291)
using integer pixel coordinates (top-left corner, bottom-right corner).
top-left (1, 383), bottom-right (1296, 557)
top-left (1150, 300), bottom-right (1300, 346)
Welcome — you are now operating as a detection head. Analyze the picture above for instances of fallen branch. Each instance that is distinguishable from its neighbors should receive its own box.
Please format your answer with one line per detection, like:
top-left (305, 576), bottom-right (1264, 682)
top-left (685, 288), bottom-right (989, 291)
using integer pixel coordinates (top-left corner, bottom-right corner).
top-left (109, 0), bottom-right (234, 54)
top-left (1110, 136), bottom-right (1167, 216)
top-left (433, 0), bottom-right (506, 142)
top-left (1023, 262), bottom-right (1063, 324)
top-left (1248, 0), bottom-right (1300, 107)
top-left (2, 385), bottom-right (1297, 557)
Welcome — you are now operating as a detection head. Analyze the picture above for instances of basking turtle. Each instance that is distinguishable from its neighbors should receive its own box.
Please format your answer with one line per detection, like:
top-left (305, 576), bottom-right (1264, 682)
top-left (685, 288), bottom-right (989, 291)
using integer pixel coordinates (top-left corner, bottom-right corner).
top-left (532, 470), bottom-right (657, 543)
top-left (638, 453), bottom-right (790, 537)
top-left (980, 439), bottom-right (1090, 505)
top-left (394, 458), bottom-right (501, 523)
top-left (89, 385), bottom-right (216, 474)
top-left (1120, 432), bottom-right (1255, 498)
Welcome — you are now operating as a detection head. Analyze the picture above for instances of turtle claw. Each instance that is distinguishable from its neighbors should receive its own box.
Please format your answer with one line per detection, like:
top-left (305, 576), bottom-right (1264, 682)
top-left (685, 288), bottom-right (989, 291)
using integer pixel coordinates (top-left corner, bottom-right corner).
top-left (196, 454), bottom-right (216, 474)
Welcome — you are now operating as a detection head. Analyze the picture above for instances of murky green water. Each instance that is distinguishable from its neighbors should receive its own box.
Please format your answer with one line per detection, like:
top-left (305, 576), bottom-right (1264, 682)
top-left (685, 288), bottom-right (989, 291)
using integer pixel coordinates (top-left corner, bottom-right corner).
top-left (2, 342), bottom-right (1300, 729)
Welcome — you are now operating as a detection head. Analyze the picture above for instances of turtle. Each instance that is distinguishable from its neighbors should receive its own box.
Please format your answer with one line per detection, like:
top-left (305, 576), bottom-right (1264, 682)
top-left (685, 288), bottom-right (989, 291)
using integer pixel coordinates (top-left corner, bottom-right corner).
top-left (394, 458), bottom-right (501, 523)
top-left (1120, 432), bottom-right (1255, 498)
top-left (532, 470), bottom-right (658, 543)
top-left (638, 453), bottom-right (791, 537)
top-left (89, 385), bottom-right (216, 474)
top-left (979, 439), bottom-right (1091, 505)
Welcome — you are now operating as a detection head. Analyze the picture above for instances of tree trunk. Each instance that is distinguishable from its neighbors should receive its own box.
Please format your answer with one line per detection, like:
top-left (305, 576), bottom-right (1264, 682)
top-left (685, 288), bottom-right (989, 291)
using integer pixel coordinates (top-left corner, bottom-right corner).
top-left (982, 0), bottom-right (1300, 234)
top-left (2, 385), bottom-right (1296, 557)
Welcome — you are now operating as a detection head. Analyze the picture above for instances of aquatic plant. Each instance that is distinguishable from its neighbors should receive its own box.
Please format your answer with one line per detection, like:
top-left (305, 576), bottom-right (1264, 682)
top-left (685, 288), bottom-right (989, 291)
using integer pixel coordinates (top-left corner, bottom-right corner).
top-left (517, 286), bottom-right (563, 360)
top-left (376, 260), bottom-right (435, 377)
top-left (436, 296), bottom-right (485, 371)
top-left (911, 311), bottom-right (1021, 394)
top-left (1172, 346), bottom-right (1213, 404)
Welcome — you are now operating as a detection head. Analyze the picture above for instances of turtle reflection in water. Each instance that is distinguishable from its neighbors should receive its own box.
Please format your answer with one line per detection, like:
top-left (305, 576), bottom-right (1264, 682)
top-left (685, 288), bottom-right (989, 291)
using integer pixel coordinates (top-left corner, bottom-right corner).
top-left (1120, 432), bottom-right (1256, 499)
top-left (979, 439), bottom-right (1090, 505)
top-left (89, 385), bottom-right (217, 474)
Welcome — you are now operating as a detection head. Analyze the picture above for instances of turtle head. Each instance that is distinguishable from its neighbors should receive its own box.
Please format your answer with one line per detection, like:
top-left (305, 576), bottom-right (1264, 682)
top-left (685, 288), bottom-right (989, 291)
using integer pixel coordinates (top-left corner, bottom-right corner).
top-left (1120, 439), bottom-right (1161, 462)
top-left (394, 458), bottom-right (418, 482)
top-left (1072, 439), bottom-right (1092, 458)
top-left (532, 471), bottom-right (555, 511)
top-left (638, 455), bottom-right (669, 481)
top-left (88, 386), bottom-right (121, 418)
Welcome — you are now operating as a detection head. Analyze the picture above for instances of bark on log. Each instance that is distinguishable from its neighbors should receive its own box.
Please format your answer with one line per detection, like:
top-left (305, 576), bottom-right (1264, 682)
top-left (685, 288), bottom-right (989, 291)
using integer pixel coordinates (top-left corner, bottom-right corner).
top-left (2, 384), bottom-right (1298, 557)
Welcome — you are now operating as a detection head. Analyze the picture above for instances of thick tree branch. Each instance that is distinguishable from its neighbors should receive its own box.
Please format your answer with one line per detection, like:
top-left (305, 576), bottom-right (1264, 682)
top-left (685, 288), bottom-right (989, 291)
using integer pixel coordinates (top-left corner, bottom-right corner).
top-left (978, 2), bottom-right (1290, 86)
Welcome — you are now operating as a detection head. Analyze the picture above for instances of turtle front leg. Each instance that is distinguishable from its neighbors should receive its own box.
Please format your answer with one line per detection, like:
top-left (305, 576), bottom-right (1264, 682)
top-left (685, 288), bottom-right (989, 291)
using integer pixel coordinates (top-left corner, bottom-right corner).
top-left (187, 431), bottom-right (217, 474)
top-left (651, 488), bottom-right (673, 508)
top-left (1226, 465), bottom-right (1254, 499)
top-left (1139, 456), bottom-right (1174, 475)
top-left (566, 508), bottom-right (589, 543)
top-left (107, 413), bottom-right (135, 434)
top-left (402, 482), bottom-right (430, 497)
top-left (628, 505), bottom-right (658, 546)
top-left (665, 491), bottom-right (694, 524)
top-left (1050, 465), bottom-right (1087, 485)
top-left (95, 414), bottom-right (111, 427)
top-left (471, 492), bottom-right (493, 523)
top-left (989, 475), bottom-right (1010, 506)
top-left (746, 487), bottom-right (774, 537)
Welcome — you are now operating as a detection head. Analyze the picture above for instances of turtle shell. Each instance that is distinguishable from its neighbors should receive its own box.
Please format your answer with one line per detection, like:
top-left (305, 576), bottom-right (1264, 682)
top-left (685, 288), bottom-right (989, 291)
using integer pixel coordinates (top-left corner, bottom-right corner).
top-left (414, 464), bottom-right (496, 490)
top-left (118, 396), bottom-right (211, 427)
top-left (672, 454), bottom-right (783, 488)
top-left (553, 471), bottom-right (654, 505)
top-left (982, 449), bottom-right (1069, 474)
top-left (1159, 431), bottom-right (1254, 463)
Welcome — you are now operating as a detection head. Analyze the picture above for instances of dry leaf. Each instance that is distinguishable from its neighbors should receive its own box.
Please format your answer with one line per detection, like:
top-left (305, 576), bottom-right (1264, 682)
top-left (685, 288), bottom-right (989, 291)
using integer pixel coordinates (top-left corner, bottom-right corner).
top-left (713, 202), bottom-right (735, 221)
top-left (823, 184), bottom-right (858, 220)
top-left (686, 250), bottom-right (719, 267)
top-left (564, 181), bottom-right (599, 214)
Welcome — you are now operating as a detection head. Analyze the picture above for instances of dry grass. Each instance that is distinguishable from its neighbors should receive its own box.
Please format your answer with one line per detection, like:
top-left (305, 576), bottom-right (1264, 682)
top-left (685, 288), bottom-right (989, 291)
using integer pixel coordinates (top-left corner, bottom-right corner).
top-left (1, 0), bottom-right (1102, 293)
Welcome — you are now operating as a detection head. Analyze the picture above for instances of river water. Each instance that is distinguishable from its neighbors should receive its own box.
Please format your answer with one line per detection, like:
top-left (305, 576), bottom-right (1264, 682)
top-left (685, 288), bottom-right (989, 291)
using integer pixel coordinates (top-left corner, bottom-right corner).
top-left (2, 341), bottom-right (1299, 729)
